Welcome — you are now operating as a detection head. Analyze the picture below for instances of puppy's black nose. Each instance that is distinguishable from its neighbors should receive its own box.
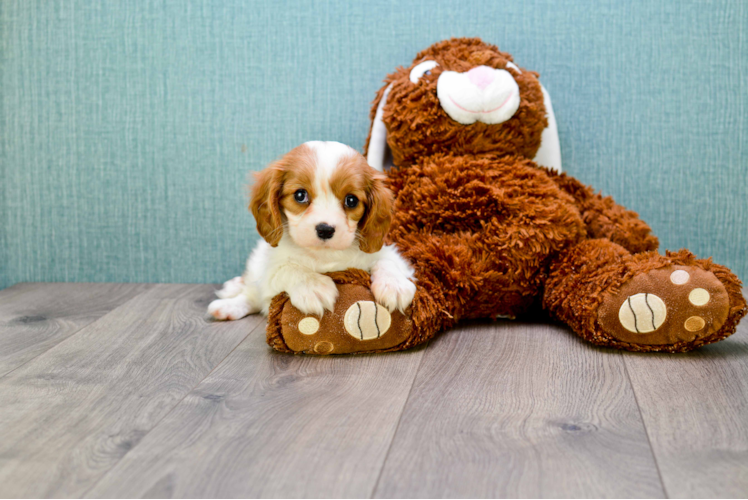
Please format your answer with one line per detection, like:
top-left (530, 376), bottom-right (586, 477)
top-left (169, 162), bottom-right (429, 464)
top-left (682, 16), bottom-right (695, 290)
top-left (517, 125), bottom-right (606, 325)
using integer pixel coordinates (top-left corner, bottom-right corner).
top-left (315, 223), bottom-right (335, 240)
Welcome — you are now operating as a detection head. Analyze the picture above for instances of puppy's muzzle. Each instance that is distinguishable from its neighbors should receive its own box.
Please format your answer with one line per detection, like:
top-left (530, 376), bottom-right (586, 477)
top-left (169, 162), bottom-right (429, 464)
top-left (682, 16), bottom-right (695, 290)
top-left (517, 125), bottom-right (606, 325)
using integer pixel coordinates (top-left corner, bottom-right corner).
top-left (316, 223), bottom-right (335, 240)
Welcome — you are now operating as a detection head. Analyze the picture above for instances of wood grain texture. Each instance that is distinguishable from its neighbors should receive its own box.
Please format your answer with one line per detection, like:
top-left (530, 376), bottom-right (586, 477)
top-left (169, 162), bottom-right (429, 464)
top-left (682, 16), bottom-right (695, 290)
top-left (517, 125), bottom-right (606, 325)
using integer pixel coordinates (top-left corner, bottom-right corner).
top-left (373, 321), bottom-right (666, 498)
top-left (85, 328), bottom-right (427, 498)
top-left (623, 293), bottom-right (748, 498)
top-left (0, 284), bottom-right (261, 498)
top-left (0, 282), bottom-right (153, 376)
top-left (2, 284), bottom-right (746, 498)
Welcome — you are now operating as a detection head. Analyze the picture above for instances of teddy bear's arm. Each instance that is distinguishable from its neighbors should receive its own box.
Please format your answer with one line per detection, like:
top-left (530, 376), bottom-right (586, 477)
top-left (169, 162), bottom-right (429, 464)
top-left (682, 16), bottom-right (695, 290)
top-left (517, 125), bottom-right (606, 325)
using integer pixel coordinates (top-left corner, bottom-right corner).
top-left (544, 168), bottom-right (659, 254)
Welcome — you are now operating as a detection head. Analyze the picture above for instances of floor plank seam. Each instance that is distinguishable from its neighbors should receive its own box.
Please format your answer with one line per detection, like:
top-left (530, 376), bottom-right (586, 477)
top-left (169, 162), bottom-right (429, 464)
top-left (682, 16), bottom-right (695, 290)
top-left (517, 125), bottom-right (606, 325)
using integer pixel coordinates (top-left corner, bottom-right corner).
top-left (78, 318), bottom-right (265, 498)
top-left (0, 285), bottom-right (156, 379)
top-left (369, 341), bottom-right (430, 499)
top-left (622, 353), bottom-right (669, 499)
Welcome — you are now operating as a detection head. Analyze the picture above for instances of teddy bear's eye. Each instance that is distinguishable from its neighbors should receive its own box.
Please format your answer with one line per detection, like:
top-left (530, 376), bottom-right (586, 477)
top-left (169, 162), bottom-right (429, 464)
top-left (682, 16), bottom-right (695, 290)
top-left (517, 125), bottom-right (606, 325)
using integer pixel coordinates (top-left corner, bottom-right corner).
top-left (505, 61), bottom-right (521, 74)
top-left (410, 60), bottom-right (439, 83)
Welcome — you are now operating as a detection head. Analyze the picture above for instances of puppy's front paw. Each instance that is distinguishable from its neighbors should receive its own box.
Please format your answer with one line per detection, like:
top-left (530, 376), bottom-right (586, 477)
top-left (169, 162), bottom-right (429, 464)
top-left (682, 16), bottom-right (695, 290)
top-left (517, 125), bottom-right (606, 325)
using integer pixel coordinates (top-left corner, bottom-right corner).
top-left (215, 276), bottom-right (244, 299)
top-left (208, 296), bottom-right (251, 321)
top-left (287, 275), bottom-right (339, 317)
top-left (371, 274), bottom-right (416, 313)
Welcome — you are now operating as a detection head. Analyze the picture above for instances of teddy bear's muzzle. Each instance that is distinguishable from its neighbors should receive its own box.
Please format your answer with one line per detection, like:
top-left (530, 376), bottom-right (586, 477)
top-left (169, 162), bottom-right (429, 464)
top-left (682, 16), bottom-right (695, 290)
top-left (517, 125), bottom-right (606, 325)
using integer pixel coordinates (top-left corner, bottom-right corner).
top-left (436, 66), bottom-right (521, 125)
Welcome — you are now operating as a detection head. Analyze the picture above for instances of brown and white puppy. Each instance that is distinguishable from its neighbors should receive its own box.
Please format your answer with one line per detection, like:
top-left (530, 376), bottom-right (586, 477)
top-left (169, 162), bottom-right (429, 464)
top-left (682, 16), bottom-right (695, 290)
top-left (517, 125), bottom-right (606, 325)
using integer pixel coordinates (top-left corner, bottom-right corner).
top-left (208, 141), bottom-right (416, 320)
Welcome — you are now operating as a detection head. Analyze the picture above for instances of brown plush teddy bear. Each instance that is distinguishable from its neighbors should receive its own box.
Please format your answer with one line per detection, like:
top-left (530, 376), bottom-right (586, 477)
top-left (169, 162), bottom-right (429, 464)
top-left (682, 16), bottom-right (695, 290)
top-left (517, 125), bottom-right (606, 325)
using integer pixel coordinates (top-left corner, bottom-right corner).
top-left (266, 37), bottom-right (746, 355)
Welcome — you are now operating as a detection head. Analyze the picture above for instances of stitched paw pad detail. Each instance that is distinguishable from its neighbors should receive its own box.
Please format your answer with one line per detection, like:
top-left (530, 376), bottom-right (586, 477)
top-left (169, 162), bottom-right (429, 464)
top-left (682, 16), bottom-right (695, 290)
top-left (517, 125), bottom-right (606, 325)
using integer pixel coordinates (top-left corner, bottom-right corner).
top-left (599, 266), bottom-right (730, 345)
top-left (618, 293), bottom-right (667, 334)
top-left (279, 283), bottom-right (413, 354)
top-left (343, 301), bottom-right (392, 340)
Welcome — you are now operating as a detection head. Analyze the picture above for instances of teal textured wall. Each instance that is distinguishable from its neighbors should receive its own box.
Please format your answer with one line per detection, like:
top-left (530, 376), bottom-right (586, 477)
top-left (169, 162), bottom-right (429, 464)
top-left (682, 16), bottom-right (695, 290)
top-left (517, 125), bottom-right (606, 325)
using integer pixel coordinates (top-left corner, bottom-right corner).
top-left (2, 0), bottom-right (747, 290)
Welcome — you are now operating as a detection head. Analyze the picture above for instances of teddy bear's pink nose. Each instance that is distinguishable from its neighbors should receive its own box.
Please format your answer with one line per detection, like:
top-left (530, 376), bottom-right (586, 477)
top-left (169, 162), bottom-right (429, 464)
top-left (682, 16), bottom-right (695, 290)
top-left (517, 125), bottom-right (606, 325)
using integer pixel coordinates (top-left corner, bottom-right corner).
top-left (466, 66), bottom-right (496, 91)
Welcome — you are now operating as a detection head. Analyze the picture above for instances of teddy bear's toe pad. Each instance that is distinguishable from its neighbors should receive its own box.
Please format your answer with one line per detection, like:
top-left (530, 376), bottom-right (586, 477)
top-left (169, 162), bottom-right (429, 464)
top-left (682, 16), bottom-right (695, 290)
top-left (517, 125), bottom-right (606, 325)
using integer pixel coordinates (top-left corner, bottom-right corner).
top-left (280, 284), bottom-right (412, 354)
top-left (598, 266), bottom-right (730, 345)
top-left (343, 301), bottom-right (392, 340)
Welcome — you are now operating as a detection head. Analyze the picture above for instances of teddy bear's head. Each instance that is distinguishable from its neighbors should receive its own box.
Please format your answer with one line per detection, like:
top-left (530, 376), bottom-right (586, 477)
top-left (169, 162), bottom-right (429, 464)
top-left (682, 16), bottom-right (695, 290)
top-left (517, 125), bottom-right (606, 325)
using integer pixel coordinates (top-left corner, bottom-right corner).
top-left (365, 38), bottom-right (552, 170)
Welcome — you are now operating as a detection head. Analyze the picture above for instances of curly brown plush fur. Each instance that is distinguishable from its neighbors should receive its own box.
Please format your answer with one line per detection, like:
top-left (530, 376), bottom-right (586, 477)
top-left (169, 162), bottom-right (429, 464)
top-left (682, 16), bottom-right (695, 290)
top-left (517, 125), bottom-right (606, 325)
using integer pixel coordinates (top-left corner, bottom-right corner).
top-left (266, 37), bottom-right (745, 354)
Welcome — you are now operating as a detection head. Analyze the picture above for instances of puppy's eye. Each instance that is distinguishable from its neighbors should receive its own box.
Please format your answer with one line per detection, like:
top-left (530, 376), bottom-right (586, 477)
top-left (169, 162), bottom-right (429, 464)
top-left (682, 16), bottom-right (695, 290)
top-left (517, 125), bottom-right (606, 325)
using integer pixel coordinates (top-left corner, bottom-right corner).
top-left (294, 189), bottom-right (309, 203)
top-left (344, 194), bottom-right (359, 209)
top-left (409, 60), bottom-right (439, 83)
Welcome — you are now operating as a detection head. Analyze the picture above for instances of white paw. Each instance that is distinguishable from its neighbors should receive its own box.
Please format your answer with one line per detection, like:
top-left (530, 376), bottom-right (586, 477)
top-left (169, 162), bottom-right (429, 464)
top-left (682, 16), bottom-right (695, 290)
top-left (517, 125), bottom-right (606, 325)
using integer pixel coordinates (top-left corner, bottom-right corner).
top-left (371, 274), bottom-right (416, 313)
top-left (287, 275), bottom-right (338, 316)
top-left (215, 276), bottom-right (244, 299)
top-left (208, 296), bottom-right (251, 321)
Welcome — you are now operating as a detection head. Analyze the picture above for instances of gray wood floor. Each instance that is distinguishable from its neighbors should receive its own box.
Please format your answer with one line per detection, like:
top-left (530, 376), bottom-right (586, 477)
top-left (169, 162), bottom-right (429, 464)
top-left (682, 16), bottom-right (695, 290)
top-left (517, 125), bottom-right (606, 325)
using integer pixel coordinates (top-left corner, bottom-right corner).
top-left (0, 283), bottom-right (746, 498)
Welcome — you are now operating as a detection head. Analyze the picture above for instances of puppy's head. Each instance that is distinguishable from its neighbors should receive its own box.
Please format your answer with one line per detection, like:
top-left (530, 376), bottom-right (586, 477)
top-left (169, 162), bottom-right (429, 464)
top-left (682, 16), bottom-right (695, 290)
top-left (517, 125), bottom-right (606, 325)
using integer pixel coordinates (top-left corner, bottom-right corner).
top-left (250, 141), bottom-right (393, 253)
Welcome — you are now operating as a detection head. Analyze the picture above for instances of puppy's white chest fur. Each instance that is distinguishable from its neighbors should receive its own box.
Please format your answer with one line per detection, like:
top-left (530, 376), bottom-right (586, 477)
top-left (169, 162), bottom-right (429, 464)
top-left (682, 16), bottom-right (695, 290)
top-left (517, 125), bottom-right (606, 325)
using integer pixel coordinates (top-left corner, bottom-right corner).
top-left (267, 236), bottom-right (379, 274)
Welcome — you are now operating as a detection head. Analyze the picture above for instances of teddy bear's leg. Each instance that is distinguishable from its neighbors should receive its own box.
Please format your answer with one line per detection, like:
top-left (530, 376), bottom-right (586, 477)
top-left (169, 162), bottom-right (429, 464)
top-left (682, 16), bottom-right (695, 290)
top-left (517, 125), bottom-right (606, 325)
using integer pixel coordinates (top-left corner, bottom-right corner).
top-left (545, 169), bottom-right (659, 254)
top-left (543, 239), bottom-right (746, 352)
top-left (264, 230), bottom-right (489, 354)
top-left (265, 267), bottom-right (452, 355)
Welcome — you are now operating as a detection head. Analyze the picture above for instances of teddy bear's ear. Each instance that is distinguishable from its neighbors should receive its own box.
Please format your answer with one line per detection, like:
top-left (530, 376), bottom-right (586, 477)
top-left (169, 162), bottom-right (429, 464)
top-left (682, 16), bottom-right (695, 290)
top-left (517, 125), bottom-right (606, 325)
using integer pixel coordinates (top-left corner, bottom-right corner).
top-left (533, 85), bottom-right (563, 173)
top-left (364, 84), bottom-right (393, 173)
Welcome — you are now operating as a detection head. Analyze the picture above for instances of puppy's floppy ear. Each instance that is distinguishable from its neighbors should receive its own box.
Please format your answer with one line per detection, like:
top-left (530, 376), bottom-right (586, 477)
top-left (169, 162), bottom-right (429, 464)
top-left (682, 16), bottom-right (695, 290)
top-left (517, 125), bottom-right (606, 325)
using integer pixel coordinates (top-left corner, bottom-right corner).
top-left (358, 172), bottom-right (394, 253)
top-left (249, 163), bottom-right (284, 247)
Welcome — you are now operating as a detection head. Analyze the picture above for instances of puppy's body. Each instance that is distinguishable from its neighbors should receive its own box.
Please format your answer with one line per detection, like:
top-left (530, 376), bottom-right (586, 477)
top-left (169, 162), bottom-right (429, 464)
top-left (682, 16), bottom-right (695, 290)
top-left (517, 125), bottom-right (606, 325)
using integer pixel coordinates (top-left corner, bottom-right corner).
top-left (209, 141), bottom-right (415, 321)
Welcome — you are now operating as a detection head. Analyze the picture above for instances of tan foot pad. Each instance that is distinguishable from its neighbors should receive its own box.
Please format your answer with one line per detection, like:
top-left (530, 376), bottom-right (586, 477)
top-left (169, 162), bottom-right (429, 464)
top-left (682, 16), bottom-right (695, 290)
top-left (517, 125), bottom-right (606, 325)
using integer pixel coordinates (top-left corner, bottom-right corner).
top-left (280, 284), bottom-right (413, 354)
top-left (598, 266), bottom-right (730, 345)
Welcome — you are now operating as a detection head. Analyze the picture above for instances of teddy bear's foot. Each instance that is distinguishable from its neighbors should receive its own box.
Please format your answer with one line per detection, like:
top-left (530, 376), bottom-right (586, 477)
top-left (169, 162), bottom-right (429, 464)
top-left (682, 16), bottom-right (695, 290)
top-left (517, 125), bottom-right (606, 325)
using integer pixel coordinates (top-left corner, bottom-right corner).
top-left (598, 265), bottom-right (732, 347)
top-left (270, 283), bottom-right (414, 355)
top-left (545, 241), bottom-right (746, 353)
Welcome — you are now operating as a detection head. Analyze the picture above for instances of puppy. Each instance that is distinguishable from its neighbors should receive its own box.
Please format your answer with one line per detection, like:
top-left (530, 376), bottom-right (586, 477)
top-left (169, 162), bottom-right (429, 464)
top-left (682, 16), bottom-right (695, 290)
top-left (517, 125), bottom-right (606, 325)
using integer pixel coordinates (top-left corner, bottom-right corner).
top-left (208, 141), bottom-right (416, 321)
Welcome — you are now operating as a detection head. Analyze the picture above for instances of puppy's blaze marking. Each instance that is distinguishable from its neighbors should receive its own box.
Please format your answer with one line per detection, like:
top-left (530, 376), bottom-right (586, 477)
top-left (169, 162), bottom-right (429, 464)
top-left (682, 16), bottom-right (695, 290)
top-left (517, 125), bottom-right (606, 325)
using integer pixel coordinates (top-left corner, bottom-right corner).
top-left (344, 301), bottom-right (392, 340)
